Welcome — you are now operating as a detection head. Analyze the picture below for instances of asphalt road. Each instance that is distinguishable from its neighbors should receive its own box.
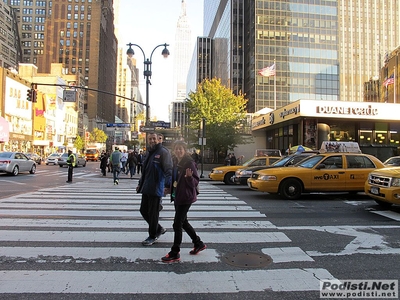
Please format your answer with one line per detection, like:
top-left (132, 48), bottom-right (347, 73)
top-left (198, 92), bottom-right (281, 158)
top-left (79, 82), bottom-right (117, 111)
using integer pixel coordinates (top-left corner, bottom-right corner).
top-left (0, 162), bottom-right (399, 299)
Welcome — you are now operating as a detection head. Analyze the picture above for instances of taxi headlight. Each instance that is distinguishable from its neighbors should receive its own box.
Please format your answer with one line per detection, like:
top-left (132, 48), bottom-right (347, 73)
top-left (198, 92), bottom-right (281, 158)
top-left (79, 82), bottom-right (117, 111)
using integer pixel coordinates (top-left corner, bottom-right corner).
top-left (241, 170), bottom-right (252, 176)
top-left (258, 175), bottom-right (277, 181)
top-left (391, 178), bottom-right (400, 187)
top-left (212, 170), bottom-right (224, 174)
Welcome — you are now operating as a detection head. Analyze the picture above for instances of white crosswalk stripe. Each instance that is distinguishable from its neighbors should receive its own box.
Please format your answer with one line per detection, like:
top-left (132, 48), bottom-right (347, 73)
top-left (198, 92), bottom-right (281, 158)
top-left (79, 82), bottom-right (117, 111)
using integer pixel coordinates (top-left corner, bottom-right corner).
top-left (0, 180), bottom-right (336, 296)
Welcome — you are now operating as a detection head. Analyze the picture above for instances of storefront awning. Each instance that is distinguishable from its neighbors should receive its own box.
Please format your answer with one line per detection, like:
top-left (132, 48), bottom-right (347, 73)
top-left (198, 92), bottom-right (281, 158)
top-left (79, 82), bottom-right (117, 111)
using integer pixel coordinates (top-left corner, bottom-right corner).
top-left (0, 116), bottom-right (10, 143)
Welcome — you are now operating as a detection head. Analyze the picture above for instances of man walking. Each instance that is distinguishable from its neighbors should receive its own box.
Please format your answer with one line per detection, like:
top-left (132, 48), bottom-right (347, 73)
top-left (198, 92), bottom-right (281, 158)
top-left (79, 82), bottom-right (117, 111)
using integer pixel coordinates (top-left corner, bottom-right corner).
top-left (120, 149), bottom-right (128, 173)
top-left (110, 147), bottom-right (122, 185)
top-left (136, 150), bottom-right (143, 175)
top-left (136, 132), bottom-right (172, 246)
top-left (66, 150), bottom-right (76, 183)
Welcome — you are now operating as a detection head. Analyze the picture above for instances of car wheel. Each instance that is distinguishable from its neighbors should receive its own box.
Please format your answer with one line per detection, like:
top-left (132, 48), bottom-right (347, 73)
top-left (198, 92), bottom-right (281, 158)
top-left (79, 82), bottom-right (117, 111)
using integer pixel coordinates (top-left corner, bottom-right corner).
top-left (280, 178), bottom-right (302, 200)
top-left (30, 164), bottom-right (36, 174)
top-left (46, 163), bottom-right (49, 165)
top-left (375, 200), bottom-right (393, 209)
top-left (224, 172), bottom-right (235, 185)
top-left (59, 164), bottom-right (62, 167)
top-left (11, 165), bottom-right (19, 176)
top-left (83, 161), bottom-right (87, 167)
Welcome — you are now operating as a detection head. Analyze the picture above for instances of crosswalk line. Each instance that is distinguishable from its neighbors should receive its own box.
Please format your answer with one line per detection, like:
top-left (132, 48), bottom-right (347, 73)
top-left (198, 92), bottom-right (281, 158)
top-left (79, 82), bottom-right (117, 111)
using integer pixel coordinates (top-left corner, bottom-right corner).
top-left (0, 230), bottom-right (291, 243)
top-left (0, 268), bottom-right (334, 293)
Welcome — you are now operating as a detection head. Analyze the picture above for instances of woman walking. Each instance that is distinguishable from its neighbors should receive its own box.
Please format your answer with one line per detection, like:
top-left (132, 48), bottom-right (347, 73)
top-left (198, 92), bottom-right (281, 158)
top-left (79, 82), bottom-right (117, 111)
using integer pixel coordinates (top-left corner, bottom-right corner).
top-left (161, 141), bottom-right (206, 262)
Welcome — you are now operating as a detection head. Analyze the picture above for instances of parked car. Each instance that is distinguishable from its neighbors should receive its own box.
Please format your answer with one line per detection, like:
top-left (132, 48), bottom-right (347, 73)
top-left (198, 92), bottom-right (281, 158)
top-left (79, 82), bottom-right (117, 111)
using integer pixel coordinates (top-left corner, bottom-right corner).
top-left (0, 152), bottom-right (37, 176)
top-left (58, 153), bottom-right (87, 167)
top-left (364, 167), bottom-right (400, 208)
top-left (209, 155), bottom-right (281, 185)
top-left (25, 153), bottom-right (42, 165)
top-left (383, 156), bottom-right (400, 167)
top-left (248, 152), bottom-right (385, 200)
top-left (45, 153), bottom-right (61, 165)
top-left (233, 151), bottom-right (318, 185)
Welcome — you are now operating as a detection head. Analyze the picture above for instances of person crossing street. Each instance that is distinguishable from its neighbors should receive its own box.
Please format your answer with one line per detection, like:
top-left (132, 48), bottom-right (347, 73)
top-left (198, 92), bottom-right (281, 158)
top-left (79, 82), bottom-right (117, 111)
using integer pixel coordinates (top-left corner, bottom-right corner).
top-left (110, 147), bottom-right (122, 185)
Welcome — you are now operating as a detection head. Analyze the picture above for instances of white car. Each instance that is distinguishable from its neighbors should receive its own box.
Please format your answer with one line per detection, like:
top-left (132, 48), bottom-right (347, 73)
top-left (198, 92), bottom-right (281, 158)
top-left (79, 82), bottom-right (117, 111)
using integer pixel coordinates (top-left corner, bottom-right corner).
top-left (0, 152), bottom-right (37, 176)
top-left (45, 153), bottom-right (61, 165)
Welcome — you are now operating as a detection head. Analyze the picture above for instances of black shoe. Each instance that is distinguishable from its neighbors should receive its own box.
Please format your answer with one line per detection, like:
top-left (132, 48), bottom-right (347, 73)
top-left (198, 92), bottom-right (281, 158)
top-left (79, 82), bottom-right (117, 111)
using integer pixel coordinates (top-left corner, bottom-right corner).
top-left (142, 237), bottom-right (157, 246)
top-left (190, 243), bottom-right (206, 255)
top-left (156, 227), bottom-right (167, 239)
top-left (66, 181), bottom-right (72, 183)
top-left (161, 252), bottom-right (180, 263)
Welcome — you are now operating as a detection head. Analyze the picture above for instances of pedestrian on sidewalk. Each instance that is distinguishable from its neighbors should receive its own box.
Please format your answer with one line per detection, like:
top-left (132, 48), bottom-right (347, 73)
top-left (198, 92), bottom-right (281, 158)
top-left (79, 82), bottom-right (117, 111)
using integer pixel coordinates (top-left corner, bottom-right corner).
top-left (110, 147), bottom-right (122, 185)
top-left (136, 150), bottom-right (143, 175)
top-left (161, 140), bottom-right (206, 263)
top-left (136, 132), bottom-right (172, 246)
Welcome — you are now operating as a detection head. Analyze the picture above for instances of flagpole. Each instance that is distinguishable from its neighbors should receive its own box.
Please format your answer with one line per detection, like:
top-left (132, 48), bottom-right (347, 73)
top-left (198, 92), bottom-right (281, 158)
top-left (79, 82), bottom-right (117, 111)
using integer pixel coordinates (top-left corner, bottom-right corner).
top-left (274, 59), bottom-right (276, 110)
top-left (394, 66), bottom-right (396, 103)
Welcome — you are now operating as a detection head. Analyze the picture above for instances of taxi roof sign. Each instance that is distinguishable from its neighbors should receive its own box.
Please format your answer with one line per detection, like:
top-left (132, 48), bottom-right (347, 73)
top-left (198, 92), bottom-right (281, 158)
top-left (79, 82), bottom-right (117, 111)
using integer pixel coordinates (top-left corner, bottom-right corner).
top-left (319, 141), bottom-right (361, 153)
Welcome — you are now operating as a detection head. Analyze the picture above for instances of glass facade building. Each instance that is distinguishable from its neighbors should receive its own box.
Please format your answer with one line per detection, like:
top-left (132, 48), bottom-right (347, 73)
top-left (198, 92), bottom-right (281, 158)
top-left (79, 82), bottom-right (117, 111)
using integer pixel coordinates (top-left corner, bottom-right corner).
top-left (199, 0), bottom-right (400, 114)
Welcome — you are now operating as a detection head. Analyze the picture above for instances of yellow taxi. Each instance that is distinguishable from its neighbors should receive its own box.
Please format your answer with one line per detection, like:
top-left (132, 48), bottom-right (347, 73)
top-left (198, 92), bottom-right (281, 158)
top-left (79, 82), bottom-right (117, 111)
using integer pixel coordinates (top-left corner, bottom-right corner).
top-left (209, 155), bottom-right (281, 184)
top-left (248, 151), bottom-right (385, 200)
top-left (364, 167), bottom-right (400, 208)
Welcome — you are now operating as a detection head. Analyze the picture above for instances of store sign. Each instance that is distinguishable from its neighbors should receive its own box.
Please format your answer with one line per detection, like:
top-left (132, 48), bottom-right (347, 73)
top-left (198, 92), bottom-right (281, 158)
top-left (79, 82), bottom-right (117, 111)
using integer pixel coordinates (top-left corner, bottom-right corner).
top-left (316, 105), bottom-right (378, 116)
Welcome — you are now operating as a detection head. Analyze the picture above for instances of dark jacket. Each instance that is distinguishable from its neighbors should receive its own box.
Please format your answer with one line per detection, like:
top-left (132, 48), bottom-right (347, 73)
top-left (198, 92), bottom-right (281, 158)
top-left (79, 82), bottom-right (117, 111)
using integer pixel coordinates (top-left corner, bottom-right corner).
top-left (170, 155), bottom-right (199, 205)
top-left (138, 143), bottom-right (172, 197)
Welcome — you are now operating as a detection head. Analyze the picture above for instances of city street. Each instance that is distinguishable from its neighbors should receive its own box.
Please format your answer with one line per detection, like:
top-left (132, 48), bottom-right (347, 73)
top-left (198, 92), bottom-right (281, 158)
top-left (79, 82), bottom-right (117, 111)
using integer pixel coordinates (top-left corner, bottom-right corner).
top-left (0, 163), bottom-right (399, 299)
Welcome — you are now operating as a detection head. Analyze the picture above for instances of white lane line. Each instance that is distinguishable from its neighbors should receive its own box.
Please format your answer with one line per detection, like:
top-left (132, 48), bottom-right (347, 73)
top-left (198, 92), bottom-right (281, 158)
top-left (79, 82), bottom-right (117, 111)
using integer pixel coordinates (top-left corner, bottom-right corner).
top-left (0, 230), bottom-right (290, 243)
top-left (262, 247), bottom-right (314, 263)
top-left (0, 210), bottom-right (265, 218)
top-left (371, 210), bottom-right (400, 221)
top-left (0, 219), bottom-right (276, 229)
top-left (0, 246), bottom-right (219, 263)
top-left (0, 180), bottom-right (25, 185)
top-left (0, 268), bottom-right (335, 293)
top-left (0, 203), bottom-right (255, 211)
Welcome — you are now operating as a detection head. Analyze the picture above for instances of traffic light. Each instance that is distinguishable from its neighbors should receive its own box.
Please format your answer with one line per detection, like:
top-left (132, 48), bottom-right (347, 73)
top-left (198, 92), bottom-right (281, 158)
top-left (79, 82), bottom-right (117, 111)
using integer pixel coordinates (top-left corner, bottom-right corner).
top-left (27, 89), bottom-right (32, 101)
top-left (31, 89), bottom-right (37, 103)
top-left (27, 88), bottom-right (37, 102)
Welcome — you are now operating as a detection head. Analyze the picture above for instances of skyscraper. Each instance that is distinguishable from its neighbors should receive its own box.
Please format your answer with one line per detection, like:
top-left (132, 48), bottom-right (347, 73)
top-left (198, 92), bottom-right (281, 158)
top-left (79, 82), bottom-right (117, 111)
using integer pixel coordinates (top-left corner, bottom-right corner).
top-left (171, 0), bottom-right (193, 128)
top-left (199, 0), bottom-right (398, 113)
top-left (7, 0), bottom-right (118, 129)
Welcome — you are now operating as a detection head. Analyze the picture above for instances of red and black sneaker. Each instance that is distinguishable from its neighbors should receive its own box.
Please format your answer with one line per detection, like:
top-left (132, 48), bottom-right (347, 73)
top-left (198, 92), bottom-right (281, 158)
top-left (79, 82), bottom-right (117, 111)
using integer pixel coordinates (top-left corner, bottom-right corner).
top-left (161, 252), bottom-right (180, 263)
top-left (189, 243), bottom-right (207, 255)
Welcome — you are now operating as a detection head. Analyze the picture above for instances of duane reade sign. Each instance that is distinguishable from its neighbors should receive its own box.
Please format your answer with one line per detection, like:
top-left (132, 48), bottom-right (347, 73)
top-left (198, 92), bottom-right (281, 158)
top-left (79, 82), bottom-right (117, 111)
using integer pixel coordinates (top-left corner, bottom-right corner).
top-left (63, 90), bottom-right (76, 102)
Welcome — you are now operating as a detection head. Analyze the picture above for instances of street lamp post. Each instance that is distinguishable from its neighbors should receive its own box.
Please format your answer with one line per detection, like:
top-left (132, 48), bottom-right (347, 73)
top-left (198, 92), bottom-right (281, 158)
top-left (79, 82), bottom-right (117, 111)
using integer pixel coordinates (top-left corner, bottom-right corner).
top-left (126, 43), bottom-right (170, 128)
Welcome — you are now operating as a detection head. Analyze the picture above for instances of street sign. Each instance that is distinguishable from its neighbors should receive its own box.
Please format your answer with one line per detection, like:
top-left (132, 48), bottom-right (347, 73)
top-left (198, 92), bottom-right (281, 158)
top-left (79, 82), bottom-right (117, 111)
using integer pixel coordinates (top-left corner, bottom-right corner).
top-left (141, 127), bottom-right (156, 132)
top-left (63, 90), bottom-right (76, 102)
top-left (150, 121), bottom-right (171, 128)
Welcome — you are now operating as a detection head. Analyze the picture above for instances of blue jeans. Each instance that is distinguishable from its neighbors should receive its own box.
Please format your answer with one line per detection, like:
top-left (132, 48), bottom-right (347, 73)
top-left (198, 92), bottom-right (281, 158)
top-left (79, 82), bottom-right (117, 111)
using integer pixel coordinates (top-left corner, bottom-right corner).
top-left (113, 165), bottom-right (120, 182)
top-left (129, 165), bottom-right (136, 177)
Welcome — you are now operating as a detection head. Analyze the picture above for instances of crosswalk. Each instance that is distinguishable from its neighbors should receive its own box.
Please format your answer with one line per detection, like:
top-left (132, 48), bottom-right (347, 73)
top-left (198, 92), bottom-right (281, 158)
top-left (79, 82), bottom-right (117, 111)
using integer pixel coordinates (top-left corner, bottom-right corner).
top-left (0, 179), bottom-right (337, 296)
top-left (34, 168), bottom-right (100, 179)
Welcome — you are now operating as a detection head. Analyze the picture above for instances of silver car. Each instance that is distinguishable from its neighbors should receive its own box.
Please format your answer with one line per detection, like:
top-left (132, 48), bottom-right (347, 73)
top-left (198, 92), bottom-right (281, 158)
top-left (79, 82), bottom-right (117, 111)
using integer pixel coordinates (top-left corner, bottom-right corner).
top-left (0, 152), bottom-right (37, 176)
top-left (45, 153), bottom-right (61, 165)
top-left (58, 153), bottom-right (87, 167)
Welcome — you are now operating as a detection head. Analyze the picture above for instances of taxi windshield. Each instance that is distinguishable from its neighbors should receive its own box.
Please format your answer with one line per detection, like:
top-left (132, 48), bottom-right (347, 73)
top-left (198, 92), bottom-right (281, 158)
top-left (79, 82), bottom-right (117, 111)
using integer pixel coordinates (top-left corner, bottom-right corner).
top-left (271, 156), bottom-right (292, 167)
top-left (297, 155), bottom-right (324, 168)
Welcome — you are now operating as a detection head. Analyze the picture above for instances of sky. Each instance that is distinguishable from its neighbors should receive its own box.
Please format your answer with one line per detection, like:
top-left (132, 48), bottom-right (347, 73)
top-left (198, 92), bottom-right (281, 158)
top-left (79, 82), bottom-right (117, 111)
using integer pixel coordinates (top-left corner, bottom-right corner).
top-left (117, 0), bottom-right (204, 122)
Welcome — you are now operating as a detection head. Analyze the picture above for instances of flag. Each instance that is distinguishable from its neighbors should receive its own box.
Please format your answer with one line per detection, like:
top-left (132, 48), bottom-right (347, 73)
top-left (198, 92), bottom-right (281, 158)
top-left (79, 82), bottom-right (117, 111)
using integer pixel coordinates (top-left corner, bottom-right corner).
top-left (383, 75), bottom-right (394, 87)
top-left (258, 63), bottom-right (276, 77)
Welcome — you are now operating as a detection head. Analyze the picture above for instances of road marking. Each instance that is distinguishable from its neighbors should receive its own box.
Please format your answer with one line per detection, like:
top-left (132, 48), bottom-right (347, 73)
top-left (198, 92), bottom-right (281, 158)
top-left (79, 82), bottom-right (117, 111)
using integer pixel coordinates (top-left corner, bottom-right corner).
top-left (262, 247), bottom-right (314, 262)
top-left (0, 268), bottom-right (335, 293)
top-left (0, 180), bottom-right (25, 185)
top-left (371, 210), bottom-right (400, 221)
top-left (0, 219), bottom-right (276, 229)
top-left (0, 230), bottom-right (290, 243)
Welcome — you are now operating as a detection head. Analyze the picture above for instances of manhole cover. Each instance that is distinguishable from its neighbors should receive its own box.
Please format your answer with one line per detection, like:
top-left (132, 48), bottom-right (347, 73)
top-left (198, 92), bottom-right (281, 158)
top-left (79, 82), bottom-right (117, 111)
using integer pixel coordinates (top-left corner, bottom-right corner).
top-left (221, 252), bottom-right (272, 268)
